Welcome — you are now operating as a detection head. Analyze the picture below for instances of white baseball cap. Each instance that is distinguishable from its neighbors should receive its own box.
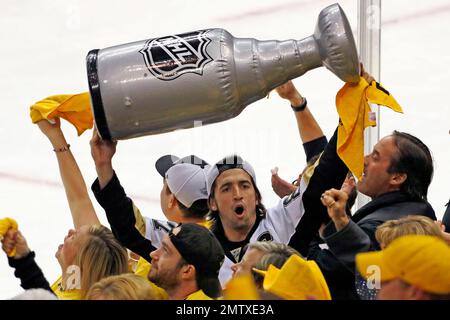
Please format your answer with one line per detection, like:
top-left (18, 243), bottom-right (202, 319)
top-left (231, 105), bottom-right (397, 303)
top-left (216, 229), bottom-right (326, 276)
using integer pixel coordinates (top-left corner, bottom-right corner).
top-left (165, 163), bottom-right (210, 208)
top-left (206, 155), bottom-right (257, 196)
top-left (155, 154), bottom-right (209, 177)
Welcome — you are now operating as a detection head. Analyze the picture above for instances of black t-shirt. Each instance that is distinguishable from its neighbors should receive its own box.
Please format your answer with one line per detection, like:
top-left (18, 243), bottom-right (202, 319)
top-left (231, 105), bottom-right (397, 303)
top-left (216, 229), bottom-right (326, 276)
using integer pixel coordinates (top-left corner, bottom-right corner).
top-left (211, 214), bottom-right (263, 263)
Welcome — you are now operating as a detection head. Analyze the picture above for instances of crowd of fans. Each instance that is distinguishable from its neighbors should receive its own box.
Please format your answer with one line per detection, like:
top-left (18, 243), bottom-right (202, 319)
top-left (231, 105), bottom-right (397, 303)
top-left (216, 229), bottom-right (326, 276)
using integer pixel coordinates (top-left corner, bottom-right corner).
top-left (1, 67), bottom-right (449, 301)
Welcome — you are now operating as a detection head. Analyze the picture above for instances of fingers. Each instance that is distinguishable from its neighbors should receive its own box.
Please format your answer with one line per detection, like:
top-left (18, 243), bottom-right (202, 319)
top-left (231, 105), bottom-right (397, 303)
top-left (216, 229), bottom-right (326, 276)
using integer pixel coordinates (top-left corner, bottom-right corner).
top-left (36, 118), bottom-right (62, 136)
top-left (275, 81), bottom-right (290, 93)
top-left (341, 176), bottom-right (356, 195)
top-left (3, 229), bottom-right (17, 244)
top-left (320, 193), bottom-right (336, 208)
top-left (91, 126), bottom-right (100, 143)
top-left (362, 71), bottom-right (375, 84)
top-left (91, 126), bottom-right (117, 146)
top-left (15, 231), bottom-right (26, 244)
top-left (271, 174), bottom-right (293, 189)
top-left (49, 117), bottom-right (61, 126)
top-left (275, 80), bottom-right (297, 99)
top-left (365, 73), bottom-right (375, 84)
top-left (320, 188), bottom-right (347, 208)
top-left (1, 230), bottom-right (17, 254)
top-left (360, 63), bottom-right (376, 83)
top-left (3, 241), bottom-right (15, 254)
top-left (270, 167), bottom-right (279, 176)
top-left (37, 118), bottom-right (59, 126)
top-left (271, 173), bottom-right (296, 198)
top-left (322, 188), bottom-right (341, 199)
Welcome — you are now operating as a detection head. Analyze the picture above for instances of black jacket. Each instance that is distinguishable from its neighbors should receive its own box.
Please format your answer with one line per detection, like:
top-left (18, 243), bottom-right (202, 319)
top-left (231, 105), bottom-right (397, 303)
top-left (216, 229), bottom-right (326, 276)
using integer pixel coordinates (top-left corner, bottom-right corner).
top-left (288, 129), bottom-right (349, 256)
top-left (323, 191), bottom-right (436, 269)
top-left (443, 199), bottom-right (450, 232)
top-left (8, 251), bottom-right (54, 294)
top-left (92, 174), bottom-right (157, 262)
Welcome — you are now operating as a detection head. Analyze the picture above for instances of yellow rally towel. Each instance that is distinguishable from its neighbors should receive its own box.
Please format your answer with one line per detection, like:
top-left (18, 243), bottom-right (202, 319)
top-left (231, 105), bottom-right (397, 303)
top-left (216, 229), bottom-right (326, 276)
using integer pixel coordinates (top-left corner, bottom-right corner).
top-left (336, 77), bottom-right (403, 180)
top-left (255, 255), bottom-right (331, 300)
top-left (223, 274), bottom-right (260, 300)
top-left (0, 217), bottom-right (18, 257)
top-left (30, 92), bottom-right (93, 136)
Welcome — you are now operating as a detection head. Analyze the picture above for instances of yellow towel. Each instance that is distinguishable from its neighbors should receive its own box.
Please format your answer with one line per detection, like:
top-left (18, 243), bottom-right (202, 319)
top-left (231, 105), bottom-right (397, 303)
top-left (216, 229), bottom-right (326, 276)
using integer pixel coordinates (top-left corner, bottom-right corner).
top-left (30, 92), bottom-right (93, 136)
top-left (336, 77), bottom-right (403, 180)
top-left (0, 217), bottom-right (18, 257)
top-left (254, 255), bottom-right (331, 300)
top-left (223, 275), bottom-right (260, 300)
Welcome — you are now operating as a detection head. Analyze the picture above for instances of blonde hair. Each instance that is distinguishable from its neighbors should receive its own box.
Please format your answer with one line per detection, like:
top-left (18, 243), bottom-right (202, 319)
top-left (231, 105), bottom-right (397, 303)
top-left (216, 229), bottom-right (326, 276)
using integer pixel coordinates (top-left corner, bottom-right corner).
top-left (76, 225), bottom-right (128, 299)
top-left (248, 242), bottom-right (301, 288)
top-left (247, 241), bottom-right (301, 257)
top-left (376, 215), bottom-right (443, 248)
top-left (86, 273), bottom-right (159, 300)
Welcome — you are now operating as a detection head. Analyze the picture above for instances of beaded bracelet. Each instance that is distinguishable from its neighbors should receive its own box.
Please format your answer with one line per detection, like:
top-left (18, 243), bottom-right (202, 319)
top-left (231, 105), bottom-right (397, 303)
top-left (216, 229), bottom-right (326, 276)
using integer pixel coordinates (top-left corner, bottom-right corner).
top-left (53, 144), bottom-right (71, 152)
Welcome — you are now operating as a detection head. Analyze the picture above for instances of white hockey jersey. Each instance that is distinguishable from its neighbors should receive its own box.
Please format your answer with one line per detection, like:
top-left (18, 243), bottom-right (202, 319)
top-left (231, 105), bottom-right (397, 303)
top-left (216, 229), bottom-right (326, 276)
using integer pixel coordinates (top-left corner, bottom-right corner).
top-left (140, 177), bottom-right (307, 287)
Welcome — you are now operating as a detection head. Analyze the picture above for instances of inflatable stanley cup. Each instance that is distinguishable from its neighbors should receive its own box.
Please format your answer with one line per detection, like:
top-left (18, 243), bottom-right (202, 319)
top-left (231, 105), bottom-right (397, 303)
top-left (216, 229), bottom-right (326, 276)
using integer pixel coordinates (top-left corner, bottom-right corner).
top-left (87, 3), bottom-right (359, 140)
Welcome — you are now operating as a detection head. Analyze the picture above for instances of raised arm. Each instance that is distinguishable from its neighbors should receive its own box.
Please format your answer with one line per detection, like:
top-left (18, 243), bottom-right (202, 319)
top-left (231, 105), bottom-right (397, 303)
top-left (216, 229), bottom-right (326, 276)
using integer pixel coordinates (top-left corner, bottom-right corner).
top-left (90, 127), bottom-right (116, 189)
top-left (271, 81), bottom-right (328, 198)
top-left (37, 119), bottom-right (99, 228)
top-left (275, 80), bottom-right (325, 146)
top-left (89, 128), bottom-right (157, 260)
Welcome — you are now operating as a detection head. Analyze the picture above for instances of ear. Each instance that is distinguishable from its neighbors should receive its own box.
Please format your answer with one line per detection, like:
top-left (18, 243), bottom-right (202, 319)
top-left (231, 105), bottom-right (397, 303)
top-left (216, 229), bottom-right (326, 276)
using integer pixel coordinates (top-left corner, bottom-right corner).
top-left (167, 193), bottom-right (177, 209)
top-left (180, 264), bottom-right (196, 281)
top-left (209, 198), bottom-right (218, 211)
top-left (390, 173), bottom-right (407, 187)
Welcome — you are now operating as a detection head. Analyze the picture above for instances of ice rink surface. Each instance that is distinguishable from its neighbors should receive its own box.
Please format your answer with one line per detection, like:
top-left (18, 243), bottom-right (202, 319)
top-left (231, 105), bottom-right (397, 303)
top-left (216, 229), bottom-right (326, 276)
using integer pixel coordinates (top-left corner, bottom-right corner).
top-left (1, 0), bottom-right (449, 299)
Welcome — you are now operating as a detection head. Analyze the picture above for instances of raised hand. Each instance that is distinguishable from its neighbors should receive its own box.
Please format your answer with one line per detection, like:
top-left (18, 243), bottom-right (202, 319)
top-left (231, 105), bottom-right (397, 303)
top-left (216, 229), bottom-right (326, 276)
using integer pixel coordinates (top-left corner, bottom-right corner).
top-left (37, 118), bottom-right (61, 136)
top-left (275, 80), bottom-right (304, 105)
top-left (90, 127), bottom-right (117, 168)
top-left (1, 229), bottom-right (30, 259)
top-left (271, 167), bottom-right (297, 198)
top-left (320, 188), bottom-right (350, 231)
top-left (90, 126), bottom-right (117, 189)
top-left (360, 63), bottom-right (375, 84)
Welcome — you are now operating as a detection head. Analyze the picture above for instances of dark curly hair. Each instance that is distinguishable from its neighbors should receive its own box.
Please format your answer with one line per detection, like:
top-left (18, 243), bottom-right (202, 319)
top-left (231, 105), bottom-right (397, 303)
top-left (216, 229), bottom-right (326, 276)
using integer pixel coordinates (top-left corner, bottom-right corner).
top-left (388, 131), bottom-right (433, 201)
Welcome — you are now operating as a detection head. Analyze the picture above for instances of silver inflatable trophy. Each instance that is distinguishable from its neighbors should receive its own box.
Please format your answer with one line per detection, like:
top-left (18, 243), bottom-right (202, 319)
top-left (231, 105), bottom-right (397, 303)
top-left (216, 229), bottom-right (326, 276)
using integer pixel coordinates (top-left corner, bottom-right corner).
top-left (86, 3), bottom-right (359, 140)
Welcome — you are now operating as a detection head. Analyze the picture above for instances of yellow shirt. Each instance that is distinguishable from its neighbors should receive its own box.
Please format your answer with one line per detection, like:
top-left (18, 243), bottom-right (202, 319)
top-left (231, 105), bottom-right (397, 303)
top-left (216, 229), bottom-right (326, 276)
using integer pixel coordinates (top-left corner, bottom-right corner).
top-left (186, 290), bottom-right (213, 300)
top-left (51, 277), bottom-right (81, 300)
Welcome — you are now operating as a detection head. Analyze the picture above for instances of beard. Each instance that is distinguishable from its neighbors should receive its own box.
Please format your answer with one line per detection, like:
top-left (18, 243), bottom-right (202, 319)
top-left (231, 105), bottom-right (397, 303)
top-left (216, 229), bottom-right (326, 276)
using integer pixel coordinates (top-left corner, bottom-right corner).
top-left (148, 266), bottom-right (181, 291)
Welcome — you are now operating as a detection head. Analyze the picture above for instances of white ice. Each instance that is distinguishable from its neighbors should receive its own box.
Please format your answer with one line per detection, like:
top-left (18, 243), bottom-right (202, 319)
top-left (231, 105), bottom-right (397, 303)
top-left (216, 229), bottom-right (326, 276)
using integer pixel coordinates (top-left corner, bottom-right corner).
top-left (1, 0), bottom-right (449, 299)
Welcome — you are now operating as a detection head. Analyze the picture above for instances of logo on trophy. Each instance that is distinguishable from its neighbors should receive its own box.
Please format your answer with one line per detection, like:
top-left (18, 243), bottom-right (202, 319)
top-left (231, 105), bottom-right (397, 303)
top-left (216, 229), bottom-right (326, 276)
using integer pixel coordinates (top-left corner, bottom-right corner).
top-left (139, 30), bottom-right (213, 81)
